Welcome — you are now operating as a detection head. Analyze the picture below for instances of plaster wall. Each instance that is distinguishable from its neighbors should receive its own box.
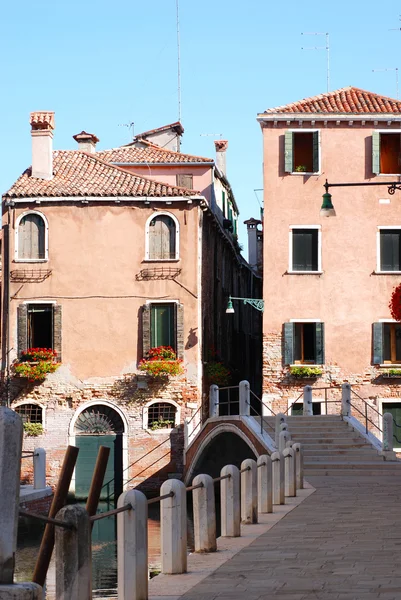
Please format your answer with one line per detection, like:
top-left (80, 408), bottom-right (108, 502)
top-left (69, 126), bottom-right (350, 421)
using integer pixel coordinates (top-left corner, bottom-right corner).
top-left (262, 122), bottom-right (401, 377)
top-left (121, 165), bottom-right (213, 202)
top-left (5, 202), bottom-right (201, 381)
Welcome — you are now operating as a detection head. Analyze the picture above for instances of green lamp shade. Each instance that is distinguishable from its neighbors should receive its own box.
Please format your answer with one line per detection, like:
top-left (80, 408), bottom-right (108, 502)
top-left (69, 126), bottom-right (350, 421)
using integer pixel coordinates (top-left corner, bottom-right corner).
top-left (226, 299), bottom-right (235, 314)
top-left (320, 192), bottom-right (336, 217)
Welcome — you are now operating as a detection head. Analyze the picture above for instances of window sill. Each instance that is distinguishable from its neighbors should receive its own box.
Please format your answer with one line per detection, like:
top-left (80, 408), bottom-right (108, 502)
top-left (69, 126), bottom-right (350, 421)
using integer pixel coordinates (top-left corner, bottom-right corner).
top-left (290, 172), bottom-right (321, 176)
top-left (14, 259), bottom-right (48, 263)
top-left (376, 173), bottom-right (401, 177)
top-left (290, 364), bottom-right (323, 367)
top-left (373, 271), bottom-right (401, 275)
top-left (379, 364), bottom-right (401, 368)
top-left (286, 270), bottom-right (323, 275)
top-left (145, 427), bottom-right (177, 434)
top-left (143, 258), bottom-right (180, 263)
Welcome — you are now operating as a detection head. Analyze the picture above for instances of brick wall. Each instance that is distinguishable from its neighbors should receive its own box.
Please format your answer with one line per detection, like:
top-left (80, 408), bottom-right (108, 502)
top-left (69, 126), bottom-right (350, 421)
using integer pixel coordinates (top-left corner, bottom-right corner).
top-left (263, 332), bottom-right (401, 428)
top-left (11, 374), bottom-right (199, 495)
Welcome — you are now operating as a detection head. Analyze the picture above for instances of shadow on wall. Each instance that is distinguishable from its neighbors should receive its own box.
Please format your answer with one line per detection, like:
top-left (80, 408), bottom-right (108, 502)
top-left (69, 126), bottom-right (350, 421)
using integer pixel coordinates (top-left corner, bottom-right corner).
top-left (190, 431), bottom-right (256, 481)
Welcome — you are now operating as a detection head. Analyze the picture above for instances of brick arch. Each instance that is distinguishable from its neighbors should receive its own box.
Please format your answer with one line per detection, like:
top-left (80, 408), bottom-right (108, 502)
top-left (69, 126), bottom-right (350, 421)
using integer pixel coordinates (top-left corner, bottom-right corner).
top-left (184, 422), bottom-right (259, 485)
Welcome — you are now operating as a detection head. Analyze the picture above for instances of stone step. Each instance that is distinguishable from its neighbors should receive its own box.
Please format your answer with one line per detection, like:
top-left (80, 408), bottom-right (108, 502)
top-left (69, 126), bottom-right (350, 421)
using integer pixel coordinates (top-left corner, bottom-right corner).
top-left (301, 443), bottom-right (373, 450)
top-left (303, 448), bottom-right (379, 456)
top-left (304, 468), bottom-right (401, 476)
top-left (287, 427), bottom-right (352, 434)
top-left (288, 435), bottom-right (365, 443)
top-left (305, 456), bottom-right (384, 463)
top-left (304, 461), bottom-right (401, 469)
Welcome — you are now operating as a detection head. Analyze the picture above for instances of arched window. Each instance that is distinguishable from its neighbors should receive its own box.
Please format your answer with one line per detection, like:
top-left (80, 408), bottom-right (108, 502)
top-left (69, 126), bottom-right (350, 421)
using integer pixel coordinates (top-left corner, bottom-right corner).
top-left (16, 212), bottom-right (47, 260)
top-left (147, 214), bottom-right (178, 260)
top-left (15, 403), bottom-right (43, 424)
top-left (143, 401), bottom-right (179, 431)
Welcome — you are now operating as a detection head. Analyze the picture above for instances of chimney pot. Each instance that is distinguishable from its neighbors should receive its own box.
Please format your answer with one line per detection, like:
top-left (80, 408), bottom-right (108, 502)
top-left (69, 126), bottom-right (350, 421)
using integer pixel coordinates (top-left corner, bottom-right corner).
top-left (214, 139), bottom-right (228, 175)
top-left (30, 111), bottom-right (55, 180)
top-left (73, 131), bottom-right (99, 154)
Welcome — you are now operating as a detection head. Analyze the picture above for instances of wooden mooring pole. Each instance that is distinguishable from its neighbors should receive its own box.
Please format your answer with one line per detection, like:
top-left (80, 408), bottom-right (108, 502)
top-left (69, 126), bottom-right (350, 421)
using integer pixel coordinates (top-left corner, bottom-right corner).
top-left (86, 446), bottom-right (111, 523)
top-left (32, 445), bottom-right (79, 587)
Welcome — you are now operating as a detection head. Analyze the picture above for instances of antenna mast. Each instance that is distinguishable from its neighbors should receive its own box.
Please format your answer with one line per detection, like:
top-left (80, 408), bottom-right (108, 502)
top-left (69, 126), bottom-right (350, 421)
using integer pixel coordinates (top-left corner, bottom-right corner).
top-left (301, 32), bottom-right (330, 92)
top-left (176, 0), bottom-right (182, 122)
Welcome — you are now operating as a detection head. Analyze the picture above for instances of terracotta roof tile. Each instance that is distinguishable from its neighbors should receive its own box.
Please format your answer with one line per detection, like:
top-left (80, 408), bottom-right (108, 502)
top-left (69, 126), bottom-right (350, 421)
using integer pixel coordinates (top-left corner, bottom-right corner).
top-left (96, 143), bottom-right (213, 164)
top-left (3, 151), bottom-right (199, 199)
top-left (134, 121), bottom-right (184, 138)
top-left (263, 86), bottom-right (401, 114)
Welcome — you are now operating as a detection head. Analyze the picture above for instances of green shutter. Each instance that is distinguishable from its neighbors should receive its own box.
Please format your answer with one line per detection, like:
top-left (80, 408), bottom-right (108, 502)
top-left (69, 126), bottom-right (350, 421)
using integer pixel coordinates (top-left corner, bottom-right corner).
top-left (222, 191), bottom-right (226, 217)
top-left (176, 303), bottom-right (184, 359)
top-left (373, 322), bottom-right (384, 364)
top-left (284, 131), bottom-right (293, 173)
top-left (315, 322), bottom-right (325, 365)
top-left (372, 131), bottom-right (381, 175)
top-left (17, 304), bottom-right (28, 357)
top-left (283, 322), bottom-right (294, 365)
top-left (312, 131), bottom-right (319, 173)
top-left (53, 305), bottom-right (62, 361)
top-left (142, 305), bottom-right (151, 357)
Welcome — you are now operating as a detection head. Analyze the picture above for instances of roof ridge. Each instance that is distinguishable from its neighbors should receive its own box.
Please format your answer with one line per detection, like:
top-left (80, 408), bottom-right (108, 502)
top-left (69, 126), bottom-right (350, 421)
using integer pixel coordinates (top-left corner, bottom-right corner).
top-left (263, 86), bottom-right (401, 115)
top-left (96, 143), bottom-right (214, 163)
top-left (77, 151), bottom-right (201, 194)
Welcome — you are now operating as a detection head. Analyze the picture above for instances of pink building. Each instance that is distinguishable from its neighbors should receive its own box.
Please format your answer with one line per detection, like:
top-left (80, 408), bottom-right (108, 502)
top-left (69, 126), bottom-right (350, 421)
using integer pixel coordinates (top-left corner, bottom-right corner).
top-left (258, 87), bottom-right (401, 432)
top-left (1, 113), bottom-right (261, 495)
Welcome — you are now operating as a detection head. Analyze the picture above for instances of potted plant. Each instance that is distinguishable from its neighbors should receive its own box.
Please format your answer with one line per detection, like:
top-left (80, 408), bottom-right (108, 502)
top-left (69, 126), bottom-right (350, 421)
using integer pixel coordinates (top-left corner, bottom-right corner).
top-left (294, 165), bottom-right (307, 173)
top-left (139, 346), bottom-right (184, 379)
top-left (382, 368), bottom-right (401, 379)
top-left (13, 348), bottom-right (60, 382)
top-left (204, 361), bottom-right (231, 386)
top-left (290, 366), bottom-right (323, 379)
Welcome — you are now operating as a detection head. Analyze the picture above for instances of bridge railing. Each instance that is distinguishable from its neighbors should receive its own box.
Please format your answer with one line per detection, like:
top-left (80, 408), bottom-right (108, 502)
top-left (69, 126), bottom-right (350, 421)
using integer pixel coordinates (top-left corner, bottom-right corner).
top-left (3, 405), bottom-right (306, 599)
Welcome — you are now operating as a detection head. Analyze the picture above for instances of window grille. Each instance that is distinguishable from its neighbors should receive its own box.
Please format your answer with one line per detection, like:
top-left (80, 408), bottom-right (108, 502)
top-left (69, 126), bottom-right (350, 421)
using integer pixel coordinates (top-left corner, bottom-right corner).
top-left (147, 402), bottom-right (177, 429)
top-left (15, 404), bottom-right (43, 424)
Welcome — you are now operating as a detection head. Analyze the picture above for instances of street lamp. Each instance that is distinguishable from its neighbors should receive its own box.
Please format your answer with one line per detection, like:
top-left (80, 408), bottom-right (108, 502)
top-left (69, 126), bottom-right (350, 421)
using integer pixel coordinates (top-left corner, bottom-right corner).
top-left (226, 296), bottom-right (264, 314)
top-left (321, 178), bottom-right (401, 217)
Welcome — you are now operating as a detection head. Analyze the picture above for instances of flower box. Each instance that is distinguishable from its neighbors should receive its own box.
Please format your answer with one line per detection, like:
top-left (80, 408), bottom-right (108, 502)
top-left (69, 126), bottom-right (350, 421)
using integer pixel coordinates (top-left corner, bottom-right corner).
top-left (13, 347), bottom-right (60, 382)
top-left (139, 346), bottom-right (184, 379)
top-left (289, 366), bottom-right (323, 379)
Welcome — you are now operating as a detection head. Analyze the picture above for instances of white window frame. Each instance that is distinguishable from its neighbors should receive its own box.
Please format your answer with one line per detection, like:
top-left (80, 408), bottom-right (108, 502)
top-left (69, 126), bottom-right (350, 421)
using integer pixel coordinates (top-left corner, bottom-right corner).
top-left (378, 318), bottom-right (401, 366)
top-left (289, 318), bottom-right (322, 366)
top-left (13, 401), bottom-right (46, 430)
top-left (15, 210), bottom-right (49, 262)
top-left (288, 128), bottom-right (321, 176)
top-left (142, 399), bottom-right (180, 433)
top-left (374, 130), bottom-right (401, 177)
top-left (376, 226), bottom-right (401, 273)
top-left (287, 396), bottom-right (327, 416)
top-left (288, 225), bottom-right (322, 274)
top-left (145, 211), bottom-right (180, 261)
top-left (377, 397), bottom-right (401, 450)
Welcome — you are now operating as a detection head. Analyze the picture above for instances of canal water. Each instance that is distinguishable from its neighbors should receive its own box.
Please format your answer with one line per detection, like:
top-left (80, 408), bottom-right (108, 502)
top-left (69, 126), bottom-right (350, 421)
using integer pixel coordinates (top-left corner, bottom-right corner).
top-left (16, 499), bottom-right (197, 598)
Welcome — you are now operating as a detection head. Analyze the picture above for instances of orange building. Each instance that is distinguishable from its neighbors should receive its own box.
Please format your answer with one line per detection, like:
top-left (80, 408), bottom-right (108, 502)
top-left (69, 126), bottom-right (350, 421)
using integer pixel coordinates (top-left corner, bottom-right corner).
top-left (1, 113), bottom-right (261, 494)
top-left (258, 87), bottom-right (401, 433)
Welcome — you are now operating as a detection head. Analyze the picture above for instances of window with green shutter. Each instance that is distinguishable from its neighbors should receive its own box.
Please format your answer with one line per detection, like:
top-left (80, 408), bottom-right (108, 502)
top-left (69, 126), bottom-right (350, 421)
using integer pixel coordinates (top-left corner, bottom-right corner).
top-left (18, 213), bottom-right (46, 260)
top-left (372, 132), bottom-right (401, 175)
top-left (285, 130), bottom-right (320, 174)
top-left (151, 304), bottom-right (176, 349)
top-left (284, 321), bottom-right (324, 365)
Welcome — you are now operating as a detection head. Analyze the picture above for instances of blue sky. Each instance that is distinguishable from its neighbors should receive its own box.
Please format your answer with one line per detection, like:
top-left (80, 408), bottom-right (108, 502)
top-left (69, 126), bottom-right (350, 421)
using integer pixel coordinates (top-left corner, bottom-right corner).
top-left (2, 1), bottom-right (401, 254)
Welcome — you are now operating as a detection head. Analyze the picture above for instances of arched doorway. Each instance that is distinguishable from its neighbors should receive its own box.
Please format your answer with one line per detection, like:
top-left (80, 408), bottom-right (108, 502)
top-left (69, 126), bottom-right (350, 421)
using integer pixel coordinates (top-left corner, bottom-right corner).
top-left (73, 404), bottom-right (125, 502)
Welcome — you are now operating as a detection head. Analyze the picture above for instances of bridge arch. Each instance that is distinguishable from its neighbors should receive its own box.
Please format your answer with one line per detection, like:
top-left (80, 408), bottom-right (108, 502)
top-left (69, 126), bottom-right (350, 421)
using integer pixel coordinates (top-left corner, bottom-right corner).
top-left (185, 423), bottom-right (259, 484)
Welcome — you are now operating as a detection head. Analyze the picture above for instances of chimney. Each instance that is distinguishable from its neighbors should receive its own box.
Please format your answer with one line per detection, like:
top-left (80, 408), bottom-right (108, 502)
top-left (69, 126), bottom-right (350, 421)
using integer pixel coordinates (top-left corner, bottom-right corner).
top-left (244, 218), bottom-right (262, 272)
top-left (214, 140), bottom-right (228, 176)
top-left (30, 111), bottom-right (55, 180)
top-left (73, 131), bottom-right (99, 154)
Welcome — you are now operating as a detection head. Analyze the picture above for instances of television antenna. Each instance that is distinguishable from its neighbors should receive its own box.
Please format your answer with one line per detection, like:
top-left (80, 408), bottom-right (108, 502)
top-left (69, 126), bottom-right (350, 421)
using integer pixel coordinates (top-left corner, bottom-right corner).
top-left (301, 32), bottom-right (330, 92)
top-left (118, 122), bottom-right (135, 141)
top-left (176, 0), bottom-right (182, 123)
top-left (372, 68), bottom-right (399, 99)
top-left (200, 133), bottom-right (223, 138)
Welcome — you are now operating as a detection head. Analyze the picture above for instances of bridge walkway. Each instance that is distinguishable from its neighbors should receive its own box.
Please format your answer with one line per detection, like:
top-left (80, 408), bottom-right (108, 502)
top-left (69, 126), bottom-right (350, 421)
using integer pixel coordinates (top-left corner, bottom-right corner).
top-left (177, 474), bottom-right (401, 600)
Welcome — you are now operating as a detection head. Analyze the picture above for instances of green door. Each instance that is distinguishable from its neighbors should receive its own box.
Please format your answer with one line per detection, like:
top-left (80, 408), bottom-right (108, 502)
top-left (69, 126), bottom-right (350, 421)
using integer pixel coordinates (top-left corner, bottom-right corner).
top-left (382, 403), bottom-right (401, 448)
top-left (75, 434), bottom-right (116, 500)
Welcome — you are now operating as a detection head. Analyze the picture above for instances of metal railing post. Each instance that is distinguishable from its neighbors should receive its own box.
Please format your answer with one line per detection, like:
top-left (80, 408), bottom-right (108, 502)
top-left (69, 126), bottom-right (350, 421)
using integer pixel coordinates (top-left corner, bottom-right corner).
top-left (303, 386), bottom-right (313, 416)
top-left (341, 384), bottom-right (351, 417)
top-left (209, 385), bottom-right (219, 418)
top-left (239, 381), bottom-right (250, 416)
